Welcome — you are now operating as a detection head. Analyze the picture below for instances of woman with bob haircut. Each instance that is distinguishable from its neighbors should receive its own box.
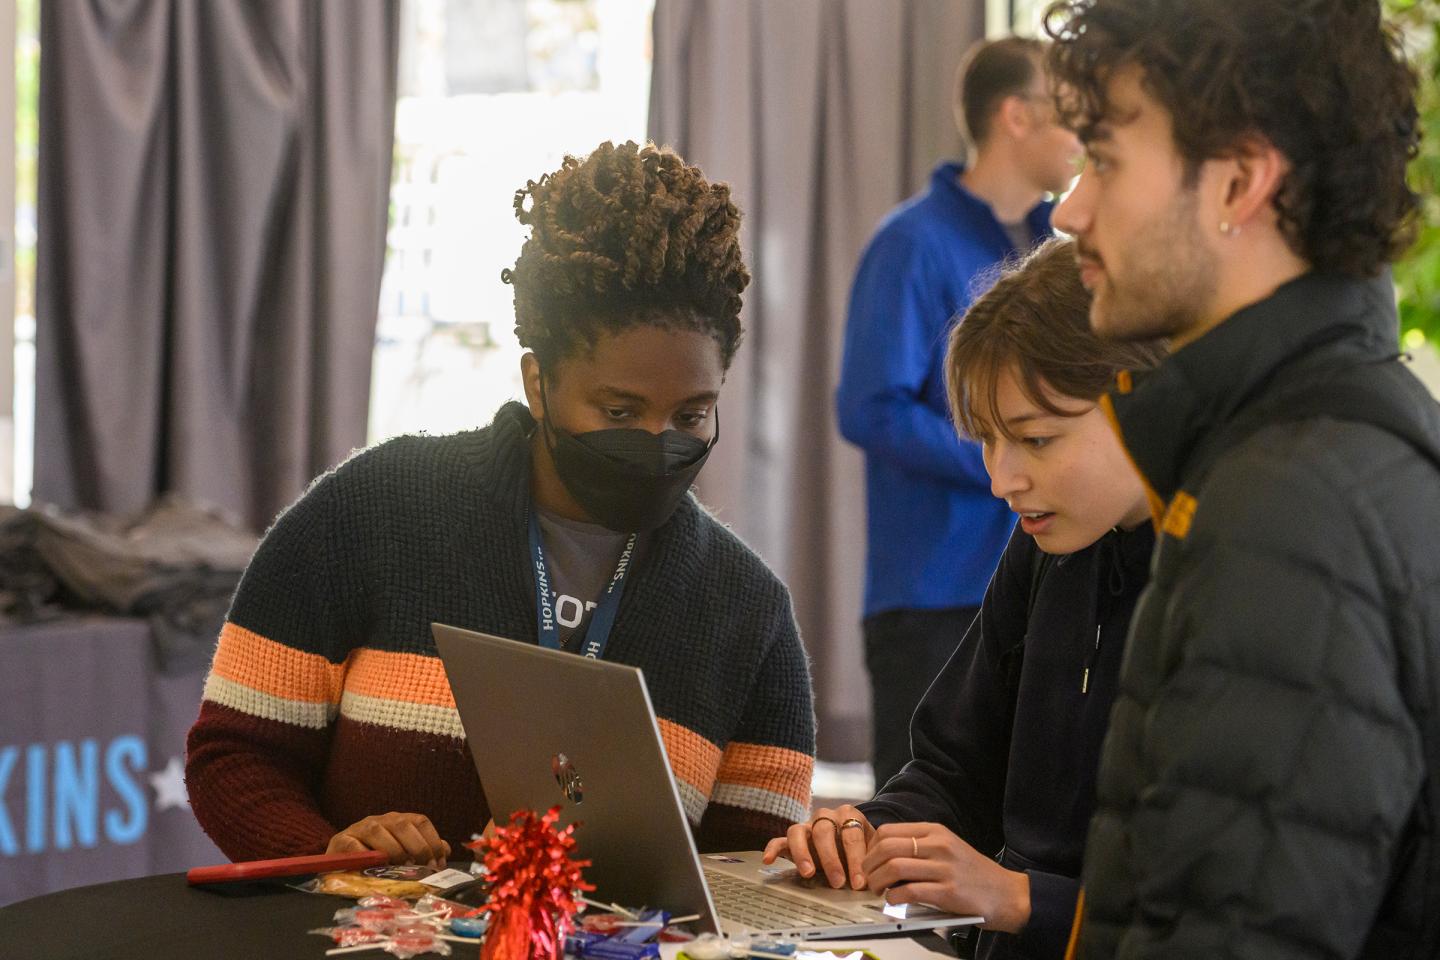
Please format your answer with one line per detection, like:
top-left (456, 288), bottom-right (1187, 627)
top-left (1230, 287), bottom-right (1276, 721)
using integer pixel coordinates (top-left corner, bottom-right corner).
top-left (768, 237), bottom-right (1164, 959)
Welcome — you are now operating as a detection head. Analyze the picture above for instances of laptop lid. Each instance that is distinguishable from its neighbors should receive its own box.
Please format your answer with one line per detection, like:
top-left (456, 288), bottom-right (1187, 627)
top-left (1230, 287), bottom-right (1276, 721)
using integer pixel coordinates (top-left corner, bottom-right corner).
top-left (433, 623), bottom-right (982, 940)
top-left (431, 623), bottom-right (722, 932)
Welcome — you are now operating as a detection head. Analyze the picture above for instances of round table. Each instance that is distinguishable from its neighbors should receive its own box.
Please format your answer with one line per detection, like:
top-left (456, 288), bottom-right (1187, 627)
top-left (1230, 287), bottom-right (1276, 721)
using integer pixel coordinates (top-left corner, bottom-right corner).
top-left (3, 873), bottom-right (960, 960)
top-left (0, 872), bottom-right (473, 960)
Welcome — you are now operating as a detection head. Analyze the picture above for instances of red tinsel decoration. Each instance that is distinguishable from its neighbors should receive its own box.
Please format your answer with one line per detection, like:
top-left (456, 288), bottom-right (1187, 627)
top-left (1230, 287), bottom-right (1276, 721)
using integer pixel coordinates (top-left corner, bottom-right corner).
top-left (473, 807), bottom-right (594, 960)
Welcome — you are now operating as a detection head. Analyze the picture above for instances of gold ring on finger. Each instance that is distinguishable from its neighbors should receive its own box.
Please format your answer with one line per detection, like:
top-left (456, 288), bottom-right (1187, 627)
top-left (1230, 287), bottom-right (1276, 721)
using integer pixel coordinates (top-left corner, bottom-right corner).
top-left (811, 816), bottom-right (839, 832)
top-left (911, 836), bottom-right (919, 857)
top-left (840, 818), bottom-right (865, 831)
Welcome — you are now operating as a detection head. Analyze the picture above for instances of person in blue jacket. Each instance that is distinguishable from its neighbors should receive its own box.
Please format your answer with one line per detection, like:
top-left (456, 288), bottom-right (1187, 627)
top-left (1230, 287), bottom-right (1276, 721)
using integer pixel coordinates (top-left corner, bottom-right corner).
top-left (835, 37), bottom-right (1082, 787)
top-left (778, 239), bottom-right (1166, 959)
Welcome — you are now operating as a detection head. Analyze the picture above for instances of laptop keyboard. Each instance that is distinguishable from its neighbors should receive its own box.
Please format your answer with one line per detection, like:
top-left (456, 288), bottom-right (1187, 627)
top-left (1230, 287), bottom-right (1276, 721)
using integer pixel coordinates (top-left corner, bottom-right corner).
top-left (704, 869), bottom-right (866, 931)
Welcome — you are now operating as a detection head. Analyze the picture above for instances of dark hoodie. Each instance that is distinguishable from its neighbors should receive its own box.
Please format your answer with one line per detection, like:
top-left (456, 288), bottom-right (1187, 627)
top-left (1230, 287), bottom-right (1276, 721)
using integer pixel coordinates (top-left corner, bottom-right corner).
top-left (861, 523), bottom-right (1153, 960)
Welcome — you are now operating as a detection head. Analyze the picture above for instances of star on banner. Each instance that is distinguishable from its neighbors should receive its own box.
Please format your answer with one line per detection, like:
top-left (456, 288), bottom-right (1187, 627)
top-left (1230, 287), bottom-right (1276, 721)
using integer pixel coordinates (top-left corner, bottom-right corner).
top-left (150, 756), bottom-right (190, 811)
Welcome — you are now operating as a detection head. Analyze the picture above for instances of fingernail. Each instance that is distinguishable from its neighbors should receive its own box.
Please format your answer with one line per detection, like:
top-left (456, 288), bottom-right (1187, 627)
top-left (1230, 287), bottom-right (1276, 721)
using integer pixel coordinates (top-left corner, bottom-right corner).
top-left (799, 861), bottom-right (813, 876)
top-left (853, 874), bottom-right (865, 889)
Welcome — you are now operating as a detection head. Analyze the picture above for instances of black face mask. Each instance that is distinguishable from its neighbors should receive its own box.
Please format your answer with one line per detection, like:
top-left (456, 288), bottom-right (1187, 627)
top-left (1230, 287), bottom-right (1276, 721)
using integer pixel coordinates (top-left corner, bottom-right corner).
top-left (540, 379), bottom-right (718, 533)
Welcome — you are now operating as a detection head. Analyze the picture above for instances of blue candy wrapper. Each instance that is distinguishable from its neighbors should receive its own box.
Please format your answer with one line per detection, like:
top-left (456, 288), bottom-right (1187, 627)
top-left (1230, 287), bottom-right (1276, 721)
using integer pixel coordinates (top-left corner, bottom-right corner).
top-left (616, 909), bottom-right (670, 944)
top-left (449, 915), bottom-right (489, 938)
top-left (583, 940), bottom-right (661, 960)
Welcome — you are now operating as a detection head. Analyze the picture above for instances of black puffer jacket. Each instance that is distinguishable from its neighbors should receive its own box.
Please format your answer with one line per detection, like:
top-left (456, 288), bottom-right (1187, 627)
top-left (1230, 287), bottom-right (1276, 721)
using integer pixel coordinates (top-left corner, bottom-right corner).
top-left (1075, 273), bottom-right (1440, 959)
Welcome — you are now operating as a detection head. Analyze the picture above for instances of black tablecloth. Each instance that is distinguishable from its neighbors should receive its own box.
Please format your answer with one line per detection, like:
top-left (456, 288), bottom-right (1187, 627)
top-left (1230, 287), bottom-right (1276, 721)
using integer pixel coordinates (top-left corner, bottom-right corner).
top-left (0, 872), bottom-right (456, 960)
top-left (2, 873), bottom-right (958, 960)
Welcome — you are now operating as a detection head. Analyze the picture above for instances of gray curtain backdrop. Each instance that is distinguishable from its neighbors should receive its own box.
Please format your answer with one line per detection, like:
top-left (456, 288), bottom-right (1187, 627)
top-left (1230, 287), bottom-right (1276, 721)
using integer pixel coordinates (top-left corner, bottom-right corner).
top-left (650, 0), bottom-right (985, 762)
top-left (34, 1), bottom-right (400, 532)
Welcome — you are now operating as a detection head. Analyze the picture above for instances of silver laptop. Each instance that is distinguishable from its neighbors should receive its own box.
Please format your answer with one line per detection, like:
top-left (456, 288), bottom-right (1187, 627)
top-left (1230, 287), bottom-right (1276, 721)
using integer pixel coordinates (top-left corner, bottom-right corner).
top-left (432, 623), bottom-right (982, 939)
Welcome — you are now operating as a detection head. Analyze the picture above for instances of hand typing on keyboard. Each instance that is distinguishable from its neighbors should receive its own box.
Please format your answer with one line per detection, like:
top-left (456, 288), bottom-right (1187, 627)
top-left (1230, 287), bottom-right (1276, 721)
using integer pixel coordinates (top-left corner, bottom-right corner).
top-left (862, 822), bottom-right (1029, 934)
top-left (764, 812), bottom-right (1030, 933)
top-left (762, 804), bottom-right (874, 890)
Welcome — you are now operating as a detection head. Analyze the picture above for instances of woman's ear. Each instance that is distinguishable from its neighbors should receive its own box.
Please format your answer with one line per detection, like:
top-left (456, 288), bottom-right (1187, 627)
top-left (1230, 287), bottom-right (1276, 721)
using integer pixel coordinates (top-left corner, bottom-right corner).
top-left (520, 353), bottom-right (544, 422)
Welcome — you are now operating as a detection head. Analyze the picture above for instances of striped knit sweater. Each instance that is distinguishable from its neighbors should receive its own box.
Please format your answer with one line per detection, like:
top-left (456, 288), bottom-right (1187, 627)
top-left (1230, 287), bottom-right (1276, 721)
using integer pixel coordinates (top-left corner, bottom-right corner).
top-left (185, 401), bottom-right (815, 861)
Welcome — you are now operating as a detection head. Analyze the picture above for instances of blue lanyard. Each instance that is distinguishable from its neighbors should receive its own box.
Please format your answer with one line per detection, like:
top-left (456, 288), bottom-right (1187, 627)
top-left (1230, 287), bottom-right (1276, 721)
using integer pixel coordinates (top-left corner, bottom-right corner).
top-left (528, 510), bottom-right (637, 660)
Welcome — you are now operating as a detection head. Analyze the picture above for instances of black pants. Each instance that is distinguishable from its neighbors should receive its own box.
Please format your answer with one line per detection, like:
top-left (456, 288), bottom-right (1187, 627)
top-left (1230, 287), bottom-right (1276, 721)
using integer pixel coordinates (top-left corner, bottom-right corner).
top-left (863, 606), bottom-right (979, 790)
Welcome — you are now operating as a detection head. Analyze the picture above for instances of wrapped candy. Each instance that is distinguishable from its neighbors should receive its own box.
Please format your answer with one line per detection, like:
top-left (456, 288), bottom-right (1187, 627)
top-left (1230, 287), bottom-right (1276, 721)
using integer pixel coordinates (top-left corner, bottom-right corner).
top-left (358, 895), bottom-right (414, 911)
top-left (385, 927), bottom-right (453, 959)
top-left (317, 925), bottom-right (460, 958)
top-left (580, 914), bottom-right (629, 936)
top-left (413, 894), bottom-right (481, 920)
top-left (314, 907), bottom-right (464, 958)
top-left (683, 934), bottom-right (800, 960)
top-left (309, 926), bottom-right (389, 948)
top-left (449, 916), bottom-right (489, 939)
top-left (353, 907), bottom-right (408, 934)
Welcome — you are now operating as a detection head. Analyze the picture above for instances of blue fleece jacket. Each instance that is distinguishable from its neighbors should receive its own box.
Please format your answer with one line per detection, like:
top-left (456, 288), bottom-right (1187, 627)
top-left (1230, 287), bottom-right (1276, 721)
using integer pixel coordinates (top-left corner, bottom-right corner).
top-left (836, 162), bottom-right (1053, 616)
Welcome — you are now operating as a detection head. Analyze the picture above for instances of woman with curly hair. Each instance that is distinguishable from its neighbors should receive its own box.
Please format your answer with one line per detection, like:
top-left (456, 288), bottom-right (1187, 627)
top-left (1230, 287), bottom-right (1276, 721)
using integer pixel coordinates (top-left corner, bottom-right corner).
top-left (185, 141), bottom-right (815, 865)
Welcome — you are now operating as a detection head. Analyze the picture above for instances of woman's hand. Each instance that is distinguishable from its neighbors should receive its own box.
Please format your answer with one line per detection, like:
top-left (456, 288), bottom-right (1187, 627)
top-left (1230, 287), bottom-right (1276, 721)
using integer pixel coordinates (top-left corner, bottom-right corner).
top-left (861, 822), bottom-right (1030, 933)
top-left (326, 811), bottom-right (451, 868)
top-left (761, 805), bottom-right (875, 890)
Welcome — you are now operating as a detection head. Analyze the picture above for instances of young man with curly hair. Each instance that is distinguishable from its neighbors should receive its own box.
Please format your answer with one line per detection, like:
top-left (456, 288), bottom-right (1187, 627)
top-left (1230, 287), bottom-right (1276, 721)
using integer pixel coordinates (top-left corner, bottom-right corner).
top-left (185, 141), bottom-right (816, 864)
top-left (1043, 0), bottom-right (1440, 956)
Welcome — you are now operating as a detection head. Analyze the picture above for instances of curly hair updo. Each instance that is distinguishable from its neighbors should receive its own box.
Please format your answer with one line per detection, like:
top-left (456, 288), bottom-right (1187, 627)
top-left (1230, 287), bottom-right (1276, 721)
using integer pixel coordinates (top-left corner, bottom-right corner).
top-left (502, 140), bottom-right (750, 372)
